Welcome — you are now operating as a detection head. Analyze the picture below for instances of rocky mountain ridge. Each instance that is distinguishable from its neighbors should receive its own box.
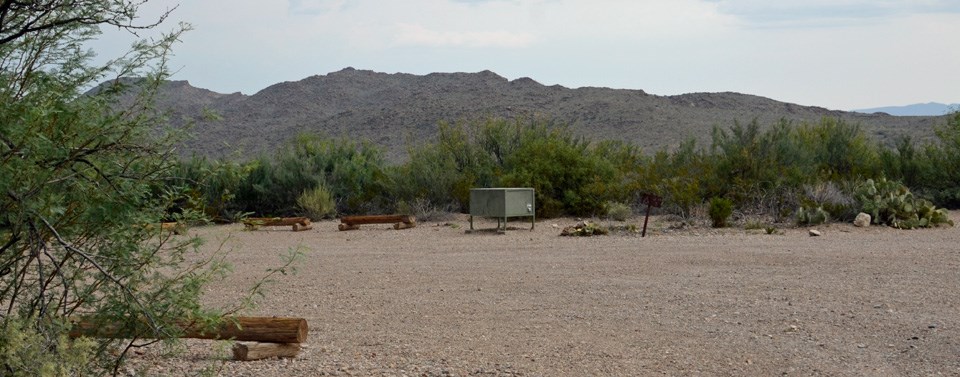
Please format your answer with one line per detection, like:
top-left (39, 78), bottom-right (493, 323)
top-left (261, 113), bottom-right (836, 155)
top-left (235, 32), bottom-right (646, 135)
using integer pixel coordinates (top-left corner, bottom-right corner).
top-left (155, 67), bottom-right (947, 162)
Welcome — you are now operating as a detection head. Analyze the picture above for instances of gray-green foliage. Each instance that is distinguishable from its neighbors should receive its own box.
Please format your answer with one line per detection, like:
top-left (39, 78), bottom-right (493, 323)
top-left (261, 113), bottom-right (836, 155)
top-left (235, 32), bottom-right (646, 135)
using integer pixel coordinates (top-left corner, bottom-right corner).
top-left (796, 205), bottom-right (829, 225)
top-left (855, 178), bottom-right (953, 229)
top-left (605, 201), bottom-right (632, 222)
top-left (0, 2), bottom-right (234, 375)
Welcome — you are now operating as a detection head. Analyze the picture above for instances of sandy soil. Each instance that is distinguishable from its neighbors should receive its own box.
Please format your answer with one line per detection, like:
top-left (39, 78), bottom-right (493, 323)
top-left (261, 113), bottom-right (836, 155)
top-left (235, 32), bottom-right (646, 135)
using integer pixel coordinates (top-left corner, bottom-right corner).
top-left (128, 213), bottom-right (960, 376)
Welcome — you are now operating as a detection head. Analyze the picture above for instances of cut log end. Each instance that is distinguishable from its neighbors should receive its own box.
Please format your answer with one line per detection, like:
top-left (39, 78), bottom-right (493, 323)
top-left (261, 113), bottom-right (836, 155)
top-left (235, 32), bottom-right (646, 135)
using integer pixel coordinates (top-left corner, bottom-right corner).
top-left (393, 221), bottom-right (417, 230)
top-left (292, 223), bottom-right (313, 232)
top-left (232, 342), bottom-right (301, 361)
top-left (338, 223), bottom-right (360, 231)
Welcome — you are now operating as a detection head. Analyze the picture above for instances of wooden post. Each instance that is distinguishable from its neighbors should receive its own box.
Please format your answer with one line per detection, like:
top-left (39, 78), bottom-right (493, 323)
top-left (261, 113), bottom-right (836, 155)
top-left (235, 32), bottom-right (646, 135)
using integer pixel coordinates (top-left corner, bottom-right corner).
top-left (232, 342), bottom-right (301, 361)
top-left (69, 316), bottom-right (309, 344)
top-left (639, 193), bottom-right (663, 238)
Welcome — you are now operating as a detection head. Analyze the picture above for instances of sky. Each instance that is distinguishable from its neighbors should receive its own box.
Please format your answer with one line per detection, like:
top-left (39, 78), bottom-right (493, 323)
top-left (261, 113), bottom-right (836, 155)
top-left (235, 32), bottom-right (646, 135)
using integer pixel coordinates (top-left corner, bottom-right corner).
top-left (89, 0), bottom-right (960, 111)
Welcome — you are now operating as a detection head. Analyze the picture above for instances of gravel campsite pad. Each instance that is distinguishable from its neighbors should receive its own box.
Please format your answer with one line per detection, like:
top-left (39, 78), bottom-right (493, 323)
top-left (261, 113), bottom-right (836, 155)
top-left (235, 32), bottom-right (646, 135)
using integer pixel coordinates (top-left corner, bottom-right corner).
top-left (127, 214), bottom-right (960, 376)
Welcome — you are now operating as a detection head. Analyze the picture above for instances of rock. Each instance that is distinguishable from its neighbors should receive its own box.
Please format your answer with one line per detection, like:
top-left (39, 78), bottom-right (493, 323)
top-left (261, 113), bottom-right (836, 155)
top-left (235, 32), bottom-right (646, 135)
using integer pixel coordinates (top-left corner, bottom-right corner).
top-left (809, 229), bottom-right (822, 237)
top-left (854, 212), bottom-right (871, 227)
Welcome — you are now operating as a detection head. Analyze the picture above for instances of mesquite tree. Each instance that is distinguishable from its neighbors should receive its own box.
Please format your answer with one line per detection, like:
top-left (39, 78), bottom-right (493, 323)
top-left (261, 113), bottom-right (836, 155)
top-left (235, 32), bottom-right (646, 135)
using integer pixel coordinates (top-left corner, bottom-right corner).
top-left (0, 2), bottom-right (231, 375)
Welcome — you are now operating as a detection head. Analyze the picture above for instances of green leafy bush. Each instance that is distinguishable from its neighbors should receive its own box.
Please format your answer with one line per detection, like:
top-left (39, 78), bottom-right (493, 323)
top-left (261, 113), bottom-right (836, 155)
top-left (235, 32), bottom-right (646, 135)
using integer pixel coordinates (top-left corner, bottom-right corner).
top-left (708, 197), bottom-right (733, 227)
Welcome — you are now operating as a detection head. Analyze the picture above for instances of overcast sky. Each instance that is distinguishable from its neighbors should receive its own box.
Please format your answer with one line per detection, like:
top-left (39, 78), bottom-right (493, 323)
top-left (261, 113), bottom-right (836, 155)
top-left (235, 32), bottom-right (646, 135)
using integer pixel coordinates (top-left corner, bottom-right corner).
top-left (91, 0), bottom-right (960, 111)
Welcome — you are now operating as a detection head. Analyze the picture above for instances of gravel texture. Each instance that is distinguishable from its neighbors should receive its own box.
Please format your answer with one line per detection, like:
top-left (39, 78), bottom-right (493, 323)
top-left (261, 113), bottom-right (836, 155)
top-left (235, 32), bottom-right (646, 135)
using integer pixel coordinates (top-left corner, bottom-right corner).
top-left (127, 213), bottom-right (960, 376)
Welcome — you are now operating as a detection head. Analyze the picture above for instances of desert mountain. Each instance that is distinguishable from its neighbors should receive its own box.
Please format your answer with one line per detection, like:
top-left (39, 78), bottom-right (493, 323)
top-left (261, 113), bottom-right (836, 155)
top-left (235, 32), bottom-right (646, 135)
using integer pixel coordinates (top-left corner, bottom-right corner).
top-left (854, 102), bottom-right (959, 116)
top-left (154, 68), bottom-right (948, 162)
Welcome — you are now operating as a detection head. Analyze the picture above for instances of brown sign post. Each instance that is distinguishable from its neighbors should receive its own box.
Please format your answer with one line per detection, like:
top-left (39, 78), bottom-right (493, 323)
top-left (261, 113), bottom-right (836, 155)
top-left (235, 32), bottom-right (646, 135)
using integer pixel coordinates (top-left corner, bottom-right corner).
top-left (639, 193), bottom-right (663, 237)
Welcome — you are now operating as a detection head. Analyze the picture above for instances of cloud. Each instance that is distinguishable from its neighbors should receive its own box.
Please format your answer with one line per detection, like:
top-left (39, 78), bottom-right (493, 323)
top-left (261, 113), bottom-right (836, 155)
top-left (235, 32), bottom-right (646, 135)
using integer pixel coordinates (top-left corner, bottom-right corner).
top-left (707, 0), bottom-right (960, 27)
top-left (394, 23), bottom-right (536, 48)
top-left (288, 0), bottom-right (348, 14)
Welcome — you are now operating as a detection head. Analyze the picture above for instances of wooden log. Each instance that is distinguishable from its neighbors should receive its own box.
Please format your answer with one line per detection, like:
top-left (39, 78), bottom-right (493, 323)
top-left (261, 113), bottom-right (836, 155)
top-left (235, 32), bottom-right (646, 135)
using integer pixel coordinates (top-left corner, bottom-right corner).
top-left (393, 221), bottom-right (417, 230)
top-left (341, 215), bottom-right (415, 225)
top-left (338, 223), bottom-right (360, 231)
top-left (292, 223), bottom-right (313, 232)
top-left (243, 217), bottom-right (310, 227)
top-left (70, 316), bottom-right (308, 344)
top-left (232, 341), bottom-right (301, 361)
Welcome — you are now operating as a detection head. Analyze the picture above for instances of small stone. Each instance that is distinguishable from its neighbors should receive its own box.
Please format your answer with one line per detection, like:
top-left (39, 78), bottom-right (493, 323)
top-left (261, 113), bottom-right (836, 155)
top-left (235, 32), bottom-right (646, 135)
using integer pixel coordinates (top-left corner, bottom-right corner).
top-left (857, 344), bottom-right (867, 349)
top-left (854, 212), bottom-right (871, 227)
top-left (929, 324), bottom-right (938, 329)
top-left (809, 229), bottom-right (822, 237)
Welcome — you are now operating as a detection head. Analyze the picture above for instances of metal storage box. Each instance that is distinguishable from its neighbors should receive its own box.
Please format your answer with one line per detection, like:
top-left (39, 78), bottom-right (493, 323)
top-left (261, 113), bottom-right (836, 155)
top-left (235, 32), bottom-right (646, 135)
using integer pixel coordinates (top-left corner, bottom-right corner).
top-left (469, 188), bottom-right (535, 232)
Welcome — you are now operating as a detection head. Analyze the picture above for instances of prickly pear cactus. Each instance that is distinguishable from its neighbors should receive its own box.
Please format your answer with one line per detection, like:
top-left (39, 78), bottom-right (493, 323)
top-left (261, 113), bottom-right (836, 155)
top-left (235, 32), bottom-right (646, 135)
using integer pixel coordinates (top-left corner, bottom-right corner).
top-left (854, 178), bottom-right (954, 229)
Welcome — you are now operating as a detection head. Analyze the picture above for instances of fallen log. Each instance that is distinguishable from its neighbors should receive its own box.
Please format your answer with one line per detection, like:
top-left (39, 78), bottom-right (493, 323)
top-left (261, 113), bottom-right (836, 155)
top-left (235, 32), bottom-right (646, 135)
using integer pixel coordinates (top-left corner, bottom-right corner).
top-left (70, 316), bottom-right (309, 344)
top-left (232, 341), bottom-right (301, 361)
top-left (340, 215), bottom-right (415, 226)
top-left (244, 217), bottom-right (310, 227)
top-left (292, 223), bottom-right (313, 232)
top-left (394, 221), bottom-right (417, 230)
top-left (244, 217), bottom-right (311, 231)
top-left (338, 223), bottom-right (360, 231)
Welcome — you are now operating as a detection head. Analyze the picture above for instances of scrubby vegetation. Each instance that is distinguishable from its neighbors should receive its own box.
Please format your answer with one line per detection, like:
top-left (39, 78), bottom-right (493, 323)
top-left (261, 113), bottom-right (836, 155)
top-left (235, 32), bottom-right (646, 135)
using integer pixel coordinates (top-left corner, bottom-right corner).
top-left (173, 114), bottom-right (960, 228)
top-left (708, 197), bottom-right (734, 228)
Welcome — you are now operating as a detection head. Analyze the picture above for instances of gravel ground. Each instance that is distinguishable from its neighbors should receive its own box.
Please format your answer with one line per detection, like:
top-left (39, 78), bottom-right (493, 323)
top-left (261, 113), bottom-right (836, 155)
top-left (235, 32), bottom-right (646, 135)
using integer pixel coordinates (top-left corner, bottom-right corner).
top-left (127, 213), bottom-right (960, 376)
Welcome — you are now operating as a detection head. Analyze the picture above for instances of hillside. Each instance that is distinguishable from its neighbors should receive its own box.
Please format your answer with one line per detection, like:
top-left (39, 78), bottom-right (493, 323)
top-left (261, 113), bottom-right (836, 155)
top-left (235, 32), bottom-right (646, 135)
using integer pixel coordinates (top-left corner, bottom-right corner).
top-left (153, 68), bottom-right (948, 162)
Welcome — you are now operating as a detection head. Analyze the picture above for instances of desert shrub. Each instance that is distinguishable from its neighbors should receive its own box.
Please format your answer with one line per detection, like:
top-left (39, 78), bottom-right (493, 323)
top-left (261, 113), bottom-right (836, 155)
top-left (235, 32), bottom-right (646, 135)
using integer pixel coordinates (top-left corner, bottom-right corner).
top-left (796, 205), bottom-right (829, 225)
top-left (172, 157), bottom-right (251, 222)
top-left (708, 197), bottom-right (734, 227)
top-left (744, 220), bottom-right (765, 230)
top-left (395, 198), bottom-right (458, 222)
top-left (639, 140), bottom-right (712, 219)
top-left (605, 201), bottom-right (632, 221)
top-left (801, 181), bottom-right (858, 221)
top-left (297, 185), bottom-right (337, 220)
top-left (0, 317), bottom-right (97, 376)
top-left (855, 178), bottom-right (953, 229)
top-left (904, 111), bottom-right (960, 208)
top-left (234, 135), bottom-right (389, 216)
top-left (402, 116), bottom-right (619, 218)
top-left (801, 118), bottom-right (880, 180)
top-left (499, 122), bottom-right (617, 218)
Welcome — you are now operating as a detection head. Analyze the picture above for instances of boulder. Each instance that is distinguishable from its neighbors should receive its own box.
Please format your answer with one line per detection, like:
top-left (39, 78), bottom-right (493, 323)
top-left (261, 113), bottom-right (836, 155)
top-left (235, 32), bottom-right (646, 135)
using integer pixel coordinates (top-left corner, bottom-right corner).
top-left (854, 212), bottom-right (871, 227)
top-left (808, 229), bottom-right (822, 237)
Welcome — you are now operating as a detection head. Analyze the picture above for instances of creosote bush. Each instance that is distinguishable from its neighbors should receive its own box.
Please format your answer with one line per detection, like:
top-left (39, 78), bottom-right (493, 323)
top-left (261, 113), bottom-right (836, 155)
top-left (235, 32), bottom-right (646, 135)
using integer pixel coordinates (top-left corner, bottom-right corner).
top-left (708, 197), bottom-right (734, 228)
